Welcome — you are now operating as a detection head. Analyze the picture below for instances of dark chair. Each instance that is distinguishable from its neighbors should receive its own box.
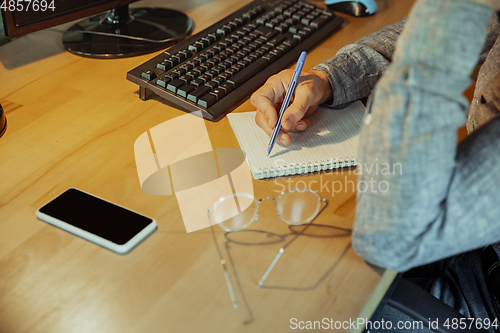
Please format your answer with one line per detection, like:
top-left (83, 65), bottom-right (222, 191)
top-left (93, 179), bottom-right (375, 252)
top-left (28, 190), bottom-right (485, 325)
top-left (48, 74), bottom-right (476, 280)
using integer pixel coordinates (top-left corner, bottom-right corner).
top-left (368, 273), bottom-right (488, 333)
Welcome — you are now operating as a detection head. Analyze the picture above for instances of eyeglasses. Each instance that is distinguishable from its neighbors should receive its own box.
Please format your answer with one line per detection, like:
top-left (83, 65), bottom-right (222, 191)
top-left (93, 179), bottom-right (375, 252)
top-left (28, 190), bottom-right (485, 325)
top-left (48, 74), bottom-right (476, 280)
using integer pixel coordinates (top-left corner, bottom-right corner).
top-left (207, 188), bottom-right (328, 309)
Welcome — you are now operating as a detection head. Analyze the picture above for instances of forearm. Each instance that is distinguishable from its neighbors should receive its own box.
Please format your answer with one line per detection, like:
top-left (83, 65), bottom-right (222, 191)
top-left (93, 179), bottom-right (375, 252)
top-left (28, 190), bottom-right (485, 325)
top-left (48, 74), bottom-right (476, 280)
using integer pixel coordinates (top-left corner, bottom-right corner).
top-left (313, 18), bottom-right (406, 106)
top-left (353, 0), bottom-right (495, 271)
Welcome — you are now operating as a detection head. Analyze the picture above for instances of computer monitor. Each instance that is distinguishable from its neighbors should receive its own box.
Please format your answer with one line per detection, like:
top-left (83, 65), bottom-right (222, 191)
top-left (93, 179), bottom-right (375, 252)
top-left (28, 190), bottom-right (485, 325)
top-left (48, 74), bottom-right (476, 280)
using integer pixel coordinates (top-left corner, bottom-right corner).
top-left (0, 0), bottom-right (193, 58)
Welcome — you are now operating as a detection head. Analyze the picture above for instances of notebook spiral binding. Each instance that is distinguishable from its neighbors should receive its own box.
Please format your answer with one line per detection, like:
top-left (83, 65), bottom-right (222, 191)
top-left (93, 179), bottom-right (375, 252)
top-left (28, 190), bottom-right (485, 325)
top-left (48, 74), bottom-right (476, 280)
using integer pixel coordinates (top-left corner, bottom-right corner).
top-left (256, 157), bottom-right (357, 179)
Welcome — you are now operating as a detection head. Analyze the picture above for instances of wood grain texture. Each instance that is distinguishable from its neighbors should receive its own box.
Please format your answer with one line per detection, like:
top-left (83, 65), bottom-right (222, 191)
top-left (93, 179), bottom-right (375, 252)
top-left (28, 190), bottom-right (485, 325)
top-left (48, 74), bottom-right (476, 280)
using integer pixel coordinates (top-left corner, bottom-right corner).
top-left (0, 1), bottom-right (415, 332)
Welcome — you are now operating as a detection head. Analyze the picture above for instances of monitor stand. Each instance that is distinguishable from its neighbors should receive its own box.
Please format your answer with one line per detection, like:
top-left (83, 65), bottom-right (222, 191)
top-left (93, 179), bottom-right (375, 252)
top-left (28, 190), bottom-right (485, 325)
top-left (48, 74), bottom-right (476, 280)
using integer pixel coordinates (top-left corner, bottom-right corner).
top-left (62, 5), bottom-right (193, 59)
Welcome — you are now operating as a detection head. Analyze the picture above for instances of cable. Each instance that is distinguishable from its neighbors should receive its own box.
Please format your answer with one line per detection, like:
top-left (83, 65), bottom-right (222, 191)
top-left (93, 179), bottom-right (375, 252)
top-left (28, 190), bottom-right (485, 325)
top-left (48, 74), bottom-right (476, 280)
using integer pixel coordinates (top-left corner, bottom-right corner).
top-left (48, 28), bottom-right (190, 44)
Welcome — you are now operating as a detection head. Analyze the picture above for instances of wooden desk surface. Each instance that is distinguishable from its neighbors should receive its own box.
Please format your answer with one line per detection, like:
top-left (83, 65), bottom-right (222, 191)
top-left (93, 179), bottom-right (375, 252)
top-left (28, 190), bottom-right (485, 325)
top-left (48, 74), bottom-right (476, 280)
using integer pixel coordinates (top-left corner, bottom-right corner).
top-left (0, 1), bottom-right (414, 332)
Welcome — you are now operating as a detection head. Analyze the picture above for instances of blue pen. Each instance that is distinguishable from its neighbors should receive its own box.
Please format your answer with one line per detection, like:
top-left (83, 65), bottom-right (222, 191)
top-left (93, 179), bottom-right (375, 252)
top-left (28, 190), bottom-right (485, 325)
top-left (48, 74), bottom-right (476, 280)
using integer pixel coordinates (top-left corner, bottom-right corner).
top-left (267, 51), bottom-right (307, 156)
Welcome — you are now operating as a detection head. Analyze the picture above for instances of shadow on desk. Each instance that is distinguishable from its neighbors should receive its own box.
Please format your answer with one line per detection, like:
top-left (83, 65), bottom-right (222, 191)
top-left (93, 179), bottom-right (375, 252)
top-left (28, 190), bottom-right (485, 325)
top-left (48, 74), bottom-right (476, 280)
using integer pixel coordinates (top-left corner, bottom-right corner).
top-left (219, 222), bottom-right (353, 325)
top-left (0, 29), bottom-right (66, 69)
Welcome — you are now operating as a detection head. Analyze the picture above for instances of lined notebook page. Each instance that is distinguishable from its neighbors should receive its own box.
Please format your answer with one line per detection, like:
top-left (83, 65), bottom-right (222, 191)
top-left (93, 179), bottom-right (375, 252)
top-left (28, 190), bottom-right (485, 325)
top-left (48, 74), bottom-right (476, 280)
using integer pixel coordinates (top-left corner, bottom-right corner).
top-left (227, 101), bottom-right (365, 179)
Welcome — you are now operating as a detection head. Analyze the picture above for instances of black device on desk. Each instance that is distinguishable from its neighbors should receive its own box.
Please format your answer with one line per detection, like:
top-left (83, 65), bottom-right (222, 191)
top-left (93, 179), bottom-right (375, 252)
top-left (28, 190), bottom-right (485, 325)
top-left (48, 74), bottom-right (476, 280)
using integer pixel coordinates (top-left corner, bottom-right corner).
top-left (0, 103), bottom-right (6, 138)
top-left (325, 0), bottom-right (377, 17)
top-left (127, 0), bottom-right (344, 121)
top-left (0, 0), bottom-right (193, 58)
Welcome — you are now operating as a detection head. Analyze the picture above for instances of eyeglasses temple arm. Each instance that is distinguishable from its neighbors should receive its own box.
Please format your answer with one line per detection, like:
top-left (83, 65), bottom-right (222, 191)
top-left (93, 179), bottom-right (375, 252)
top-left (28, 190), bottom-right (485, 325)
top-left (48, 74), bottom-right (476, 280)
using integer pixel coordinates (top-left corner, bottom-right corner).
top-left (257, 198), bottom-right (329, 287)
top-left (258, 247), bottom-right (285, 287)
top-left (221, 259), bottom-right (239, 309)
top-left (208, 210), bottom-right (239, 309)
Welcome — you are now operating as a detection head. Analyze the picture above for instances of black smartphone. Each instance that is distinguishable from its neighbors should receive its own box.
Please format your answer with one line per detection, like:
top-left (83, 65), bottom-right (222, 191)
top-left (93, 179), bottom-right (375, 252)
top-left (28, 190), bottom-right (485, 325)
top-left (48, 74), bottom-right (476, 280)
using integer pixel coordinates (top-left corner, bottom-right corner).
top-left (36, 188), bottom-right (157, 254)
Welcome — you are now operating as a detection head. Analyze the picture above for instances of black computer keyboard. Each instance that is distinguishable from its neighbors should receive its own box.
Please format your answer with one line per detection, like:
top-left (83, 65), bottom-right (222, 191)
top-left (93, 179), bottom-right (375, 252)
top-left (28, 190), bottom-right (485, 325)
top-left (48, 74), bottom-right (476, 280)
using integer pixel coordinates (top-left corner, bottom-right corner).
top-left (127, 0), bottom-right (344, 121)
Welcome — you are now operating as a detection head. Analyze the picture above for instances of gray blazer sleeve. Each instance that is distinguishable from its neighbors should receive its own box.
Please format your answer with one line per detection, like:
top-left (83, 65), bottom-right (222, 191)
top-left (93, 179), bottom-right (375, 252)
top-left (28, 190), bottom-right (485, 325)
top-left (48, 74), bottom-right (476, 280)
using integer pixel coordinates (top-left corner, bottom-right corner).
top-left (312, 9), bottom-right (499, 109)
top-left (313, 18), bottom-right (406, 107)
top-left (352, 0), bottom-right (500, 272)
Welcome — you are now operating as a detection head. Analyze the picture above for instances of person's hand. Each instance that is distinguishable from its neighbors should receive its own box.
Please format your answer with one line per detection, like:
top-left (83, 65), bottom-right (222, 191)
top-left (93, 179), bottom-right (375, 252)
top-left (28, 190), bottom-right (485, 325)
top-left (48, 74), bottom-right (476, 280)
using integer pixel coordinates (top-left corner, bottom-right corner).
top-left (251, 69), bottom-right (332, 146)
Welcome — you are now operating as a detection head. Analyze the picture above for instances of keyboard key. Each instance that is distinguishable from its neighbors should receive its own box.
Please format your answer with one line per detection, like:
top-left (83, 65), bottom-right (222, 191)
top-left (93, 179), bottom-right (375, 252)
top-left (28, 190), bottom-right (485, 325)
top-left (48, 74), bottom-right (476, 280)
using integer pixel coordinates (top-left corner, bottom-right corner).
top-left (172, 54), bottom-right (185, 63)
top-left (167, 79), bottom-right (186, 93)
top-left (226, 67), bottom-right (239, 75)
top-left (263, 52), bottom-right (277, 62)
top-left (179, 63), bottom-right (193, 72)
top-left (206, 47), bottom-right (219, 56)
top-left (214, 54), bottom-right (227, 62)
top-left (226, 57), bottom-right (239, 65)
top-left (205, 81), bottom-right (218, 90)
top-left (191, 78), bottom-right (205, 87)
top-left (141, 70), bottom-right (157, 81)
top-left (237, 49), bottom-right (250, 58)
top-left (198, 94), bottom-right (218, 108)
top-left (179, 75), bottom-right (192, 84)
top-left (165, 71), bottom-right (179, 80)
top-left (189, 44), bottom-right (203, 53)
top-left (156, 61), bottom-right (171, 71)
top-left (229, 21), bottom-right (240, 30)
top-left (200, 62), bottom-right (212, 70)
top-left (212, 65), bottom-right (225, 74)
top-left (269, 48), bottom-right (283, 58)
top-left (166, 58), bottom-right (179, 67)
top-left (172, 68), bottom-right (186, 76)
top-left (267, 34), bottom-right (287, 47)
top-left (199, 74), bottom-right (212, 82)
top-left (185, 70), bottom-right (199, 79)
top-left (207, 58), bottom-right (221, 65)
top-left (211, 88), bottom-right (226, 100)
top-left (234, 16), bottom-right (248, 25)
top-left (310, 14), bottom-right (331, 29)
top-left (255, 26), bottom-right (278, 40)
top-left (220, 61), bottom-right (232, 69)
top-left (238, 59), bottom-right (251, 67)
top-left (207, 69), bottom-right (219, 77)
top-left (219, 72), bottom-right (232, 80)
top-left (219, 82), bottom-right (234, 94)
top-left (178, 49), bottom-right (193, 59)
top-left (203, 36), bottom-right (215, 45)
top-left (227, 58), bottom-right (268, 87)
top-left (275, 23), bottom-right (290, 33)
top-left (283, 38), bottom-right (299, 48)
top-left (156, 75), bottom-right (170, 88)
top-left (177, 84), bottom-right (196, 98)
top-left (220, 50), bottom-right (233, 58)
top-left (189, 57), bottom-right (202, 66)
top-left (217, 27), bottom-right (231, 36)
top-left (276, 43), bottom-right (291, 53)
top-left (232, 53), bottom-right (245, 61)
top-left (289, 24), bottom-right (304, 34)
top-left (244, 55), bottom-right (258, 63)
top-left (188, 86), bottom-right (211, 103)
top-left (299, 27), bottom-right (313, 38)
top-left (208, 33), bottom-right (221, 41)
top-left (212, 76), bottom-right (226, 85)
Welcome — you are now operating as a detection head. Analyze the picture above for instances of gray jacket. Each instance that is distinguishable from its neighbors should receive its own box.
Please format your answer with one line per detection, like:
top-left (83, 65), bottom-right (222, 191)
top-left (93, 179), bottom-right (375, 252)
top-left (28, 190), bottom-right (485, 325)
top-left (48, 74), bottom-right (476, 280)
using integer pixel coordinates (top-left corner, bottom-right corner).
top-left (313, 0), bottom-right (500, 271)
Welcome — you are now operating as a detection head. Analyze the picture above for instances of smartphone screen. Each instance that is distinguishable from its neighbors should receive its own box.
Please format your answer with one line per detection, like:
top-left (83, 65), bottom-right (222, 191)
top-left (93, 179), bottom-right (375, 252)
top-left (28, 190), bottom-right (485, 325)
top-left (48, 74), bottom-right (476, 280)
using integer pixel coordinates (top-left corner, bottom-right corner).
top-left (37, 188), bottom-right (156, 253)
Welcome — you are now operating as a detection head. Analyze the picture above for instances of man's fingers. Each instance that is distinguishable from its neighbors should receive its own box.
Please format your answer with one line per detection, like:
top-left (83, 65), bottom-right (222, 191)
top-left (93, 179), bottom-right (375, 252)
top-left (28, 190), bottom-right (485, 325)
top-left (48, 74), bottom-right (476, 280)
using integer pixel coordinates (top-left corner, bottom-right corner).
top-left (255, 111), bottom-right (292, 145)
top-left (255, 111), bottom-right (273, 136)
top-left (280, 84), bottom-right (316, 132)
top-left (251, 73), bottom-right (289, 128)
top-left (251, 87), bottom-right (279, 127)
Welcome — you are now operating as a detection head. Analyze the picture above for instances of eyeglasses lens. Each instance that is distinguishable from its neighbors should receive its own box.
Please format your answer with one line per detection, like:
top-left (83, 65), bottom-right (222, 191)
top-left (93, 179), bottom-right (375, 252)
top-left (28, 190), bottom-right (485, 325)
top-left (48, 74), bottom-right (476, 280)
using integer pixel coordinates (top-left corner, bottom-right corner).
top-left (213, 194), bottom-right (258, 232)
top-left (276, 190), bottom-right (321, 225)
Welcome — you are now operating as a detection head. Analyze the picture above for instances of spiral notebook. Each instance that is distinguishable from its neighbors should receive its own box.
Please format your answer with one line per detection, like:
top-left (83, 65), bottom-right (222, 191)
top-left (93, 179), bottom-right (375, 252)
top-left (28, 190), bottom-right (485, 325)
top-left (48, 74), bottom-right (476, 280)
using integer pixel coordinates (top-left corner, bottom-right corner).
top-left (227, 101), bottom-right (365, 179)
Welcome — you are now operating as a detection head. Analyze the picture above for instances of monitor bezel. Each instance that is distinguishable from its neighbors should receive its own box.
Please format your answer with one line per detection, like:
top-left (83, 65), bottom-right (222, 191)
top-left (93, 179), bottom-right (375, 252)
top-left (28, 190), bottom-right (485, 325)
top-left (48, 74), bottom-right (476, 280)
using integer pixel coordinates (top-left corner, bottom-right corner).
top-left (1, 0), bottom-right (137, 38)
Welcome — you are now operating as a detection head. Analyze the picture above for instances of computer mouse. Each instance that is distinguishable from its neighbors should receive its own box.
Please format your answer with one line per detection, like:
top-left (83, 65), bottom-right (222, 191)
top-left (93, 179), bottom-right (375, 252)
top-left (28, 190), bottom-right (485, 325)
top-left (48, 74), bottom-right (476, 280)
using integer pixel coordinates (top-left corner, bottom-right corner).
top-left (0, 103), bottom-right (6, 138)
top-left (325, 0), bottom-right (377, 17)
